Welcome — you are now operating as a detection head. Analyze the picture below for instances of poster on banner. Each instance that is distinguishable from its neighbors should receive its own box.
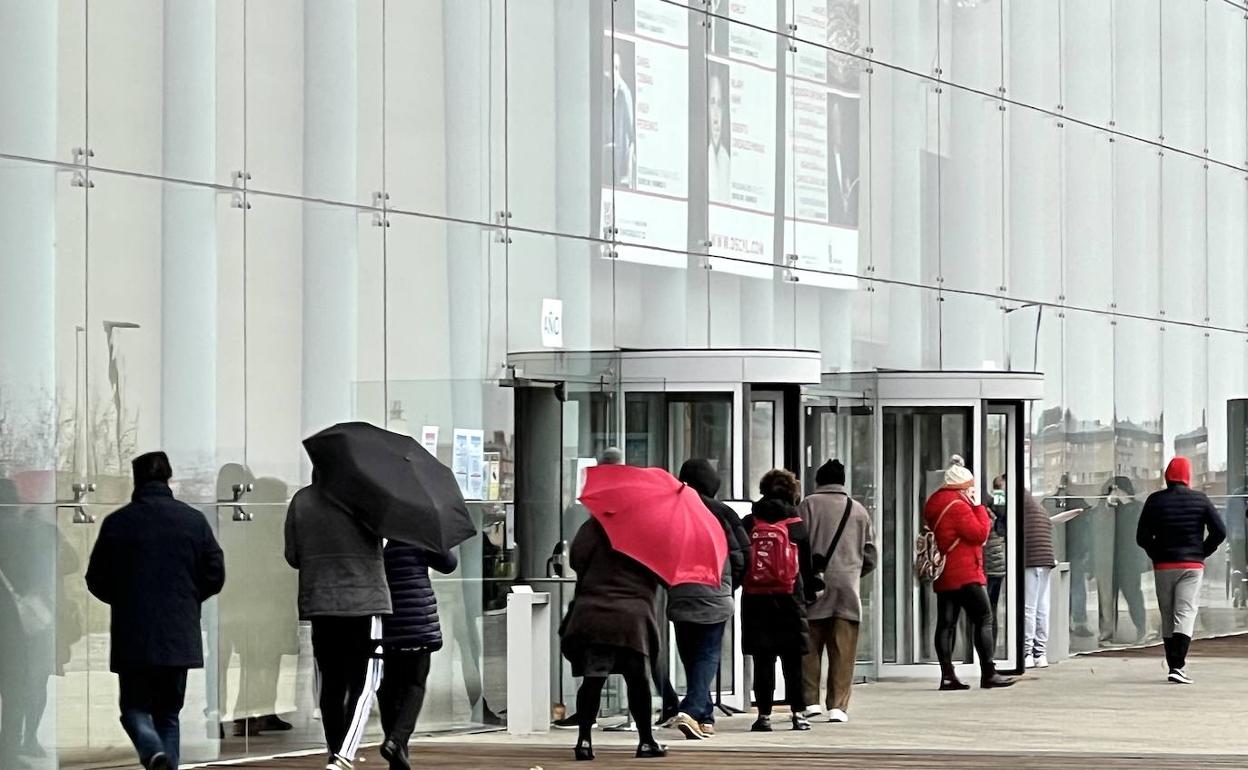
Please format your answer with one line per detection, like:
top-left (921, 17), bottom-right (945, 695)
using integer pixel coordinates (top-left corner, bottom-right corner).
top-left (420, 426), bottom-right (439, 457)
top-left (600, 0), bottom-right (690, 264)
top-left (452, 429), bottom-right (486, 500)
top-left (783, 0), bottom-right (862, 283)
top-left (706, 0), bottom-right (778, 278)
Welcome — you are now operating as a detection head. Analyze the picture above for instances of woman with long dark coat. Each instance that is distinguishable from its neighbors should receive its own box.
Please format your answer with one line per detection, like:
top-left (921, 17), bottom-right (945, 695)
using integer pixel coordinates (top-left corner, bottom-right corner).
top-left (741, 469), bottom-right (817, 732)
top-left (559, 516), bottom-right (666, 761)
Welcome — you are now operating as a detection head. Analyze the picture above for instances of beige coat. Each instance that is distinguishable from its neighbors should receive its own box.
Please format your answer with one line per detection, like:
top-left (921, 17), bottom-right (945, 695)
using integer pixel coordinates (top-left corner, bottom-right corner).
top-left (798, 485), bottom-right (877, 622)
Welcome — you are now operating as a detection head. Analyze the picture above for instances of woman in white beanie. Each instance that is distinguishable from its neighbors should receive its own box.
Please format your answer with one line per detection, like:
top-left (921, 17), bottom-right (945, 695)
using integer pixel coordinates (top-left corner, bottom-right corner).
top-left (922, 456), bottom-right (1015, 690)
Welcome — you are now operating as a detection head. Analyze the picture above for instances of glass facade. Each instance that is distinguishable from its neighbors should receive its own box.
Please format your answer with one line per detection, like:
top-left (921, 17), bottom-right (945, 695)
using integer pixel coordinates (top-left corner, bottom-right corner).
top-left (1, 0), bottom-right (1247, 765)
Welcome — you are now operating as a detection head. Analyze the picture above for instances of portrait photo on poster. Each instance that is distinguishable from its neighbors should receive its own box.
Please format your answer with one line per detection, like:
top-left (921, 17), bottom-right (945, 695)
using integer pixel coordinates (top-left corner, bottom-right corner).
top-left (707, 60), bottom-right (732, 205)
top-left (604, 37), bottom-right (638, 191)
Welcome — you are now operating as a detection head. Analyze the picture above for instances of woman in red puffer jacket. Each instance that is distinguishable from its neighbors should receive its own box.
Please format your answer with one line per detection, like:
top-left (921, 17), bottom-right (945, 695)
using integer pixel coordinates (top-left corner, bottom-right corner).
top-left (922, 456), bottom-right (1015, 691)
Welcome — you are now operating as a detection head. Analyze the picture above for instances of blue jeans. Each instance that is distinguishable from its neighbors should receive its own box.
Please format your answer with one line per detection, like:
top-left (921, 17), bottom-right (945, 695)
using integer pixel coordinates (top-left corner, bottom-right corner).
top-left (673, 621), bottom-right (726, 724)
top-left (118, 667), bottom-right (187, 769)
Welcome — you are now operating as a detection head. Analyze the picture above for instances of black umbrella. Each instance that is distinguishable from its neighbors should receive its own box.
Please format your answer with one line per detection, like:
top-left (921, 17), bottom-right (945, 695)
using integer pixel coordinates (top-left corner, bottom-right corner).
top-left (302, 422), bottom-right (476, 553)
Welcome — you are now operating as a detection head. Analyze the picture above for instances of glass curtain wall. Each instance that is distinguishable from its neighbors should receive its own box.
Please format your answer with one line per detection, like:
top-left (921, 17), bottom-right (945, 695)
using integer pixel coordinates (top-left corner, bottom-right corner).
top-left (1, 0), bottom-right (1247, 766)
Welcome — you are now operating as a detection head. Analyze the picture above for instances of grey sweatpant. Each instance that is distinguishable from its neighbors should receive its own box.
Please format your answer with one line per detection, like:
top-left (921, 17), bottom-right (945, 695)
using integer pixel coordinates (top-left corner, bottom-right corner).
top-left (1153, 568), bottom-right (1203, 638)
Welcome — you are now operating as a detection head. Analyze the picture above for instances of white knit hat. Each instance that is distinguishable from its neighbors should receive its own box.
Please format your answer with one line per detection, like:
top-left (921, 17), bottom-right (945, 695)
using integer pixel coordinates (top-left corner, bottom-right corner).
top-left (943, 455), bottom-right (975, 490)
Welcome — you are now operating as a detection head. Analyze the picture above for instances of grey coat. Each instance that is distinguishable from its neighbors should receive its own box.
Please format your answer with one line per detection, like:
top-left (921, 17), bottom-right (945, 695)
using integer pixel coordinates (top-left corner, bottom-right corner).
top-left (798, 485), bottom-right (877, 623)
top-left (284, 485), bottom-right (391, 619)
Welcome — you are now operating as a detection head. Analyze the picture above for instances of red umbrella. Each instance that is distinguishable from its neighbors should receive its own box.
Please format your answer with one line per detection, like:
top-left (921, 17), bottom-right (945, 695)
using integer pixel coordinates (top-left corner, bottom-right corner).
top-left (578, 464), bottom-right (728, 588)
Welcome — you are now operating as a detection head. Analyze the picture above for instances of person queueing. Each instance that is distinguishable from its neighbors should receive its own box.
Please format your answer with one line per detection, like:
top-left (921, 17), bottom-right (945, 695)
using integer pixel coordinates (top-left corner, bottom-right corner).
top-left (798, 459), bottom-right (876, 724)
top-left (666, 459), bottom-right (748, 740)
top-left (284, 473), bottom-right (392, 770)
top-left (1135, 456), bottom-right (1227, 684)
top-left (85, 452), bottom-right (225, 770)
top-left (742, 469), bottom-right (818, 732)
top-left (376, 542), bottom-right (458, 770)
top-left (924, 456), bottom-right (1015, 691)
top-left (560, 515), bottom-right (666, 761)
top-left (1023, 488), bottom-right (1056, 669)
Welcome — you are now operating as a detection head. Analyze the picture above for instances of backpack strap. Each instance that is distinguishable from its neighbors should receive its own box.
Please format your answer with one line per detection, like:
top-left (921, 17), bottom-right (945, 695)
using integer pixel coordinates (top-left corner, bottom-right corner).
top-left (930, 499), bottom-right (962, 553)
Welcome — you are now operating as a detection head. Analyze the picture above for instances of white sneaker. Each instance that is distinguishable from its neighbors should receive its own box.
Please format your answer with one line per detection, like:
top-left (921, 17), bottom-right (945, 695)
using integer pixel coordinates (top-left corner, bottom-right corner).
top-left (828, 709), bottom-right (849, 723)
top-left (1168, 668), bottom-right (1193, 685)
top-left (1035, 655), bottom-right (1050, 669)
top-left (672, 712), bottom-right (706, 740)
top-left (1024, 656), bottom-right (1036, 669)
top-left (802, 705), bottom-right (824, 718)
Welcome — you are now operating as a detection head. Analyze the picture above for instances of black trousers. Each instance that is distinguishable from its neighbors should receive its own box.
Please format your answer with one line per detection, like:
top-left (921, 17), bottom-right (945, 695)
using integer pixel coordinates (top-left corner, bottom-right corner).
top-left (378, 649), bottom-right (432, 770)
top-left (751, 653), bottom-right (806, 716)
top-left (935, 584), bottom-right (997, 680)
top-left (310, 616), bottom-right (374, 758)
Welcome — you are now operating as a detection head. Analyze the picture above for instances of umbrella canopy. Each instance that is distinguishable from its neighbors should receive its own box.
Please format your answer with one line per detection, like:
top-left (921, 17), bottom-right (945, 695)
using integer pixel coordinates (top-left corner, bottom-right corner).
top-left (302, 422), bottom-right (476, 553)
top-left (578, 464), bottom-right (727, 588)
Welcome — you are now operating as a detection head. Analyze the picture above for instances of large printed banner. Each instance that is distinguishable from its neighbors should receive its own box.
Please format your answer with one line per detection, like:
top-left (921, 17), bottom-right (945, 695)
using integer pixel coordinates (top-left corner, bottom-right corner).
top-left (595, 0), bottom-right (862, 282)
top-left (784, 0), bottom-right (861, 288)
top-left (707, 0), bottom-right (778, 278)
top-left (602, 0), bottom-right (689, 268)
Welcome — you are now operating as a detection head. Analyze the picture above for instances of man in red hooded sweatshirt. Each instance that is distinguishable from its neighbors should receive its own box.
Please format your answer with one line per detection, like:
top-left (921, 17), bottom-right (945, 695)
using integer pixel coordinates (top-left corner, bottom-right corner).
top-left (1136, 457), bottom-right (1227, 684)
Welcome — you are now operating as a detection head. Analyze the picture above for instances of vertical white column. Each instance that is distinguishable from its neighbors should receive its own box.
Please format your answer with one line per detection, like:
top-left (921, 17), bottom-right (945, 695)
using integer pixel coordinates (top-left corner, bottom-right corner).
top-left (161, 0), bottom-right (217, 477)
top-left (0, 1), bottom-right (58, 471)
top-left (301, 0), bottom-right (359, 437)
top-left (443, 0), bottom-right (489, 425)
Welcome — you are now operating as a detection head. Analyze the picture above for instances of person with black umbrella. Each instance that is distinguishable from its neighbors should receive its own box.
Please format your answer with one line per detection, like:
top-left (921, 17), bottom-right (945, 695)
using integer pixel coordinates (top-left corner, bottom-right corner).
top-left (285, 472), bottom-right (391, 770)
top-left (292, 422), bottom-right (478, 770)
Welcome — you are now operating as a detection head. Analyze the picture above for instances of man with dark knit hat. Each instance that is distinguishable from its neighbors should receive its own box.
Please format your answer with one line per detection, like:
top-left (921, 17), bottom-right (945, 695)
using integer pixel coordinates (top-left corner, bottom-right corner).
top-left (1136, 456), bottom-right (1226, 684)
top-left (86, 452), bottom-right (225, 770)
top-left (796, 460), bottom-right (876, 722)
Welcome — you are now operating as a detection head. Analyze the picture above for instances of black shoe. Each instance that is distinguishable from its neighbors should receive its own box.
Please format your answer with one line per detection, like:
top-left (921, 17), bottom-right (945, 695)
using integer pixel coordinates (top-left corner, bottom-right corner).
top-left (380, 738), bottom-right (410, 770)
top-left (939, 678), bottom-right (971, 691)
top-left (261, 714), bottom-right (294, 732)
top-left (655, 706), bottom-right (679, 728)
top-left (636, 741), bottom-right (667, 759)
top-left (574, 740), bottom-right (595, 761)
top-left (233, 718), bottom-right (263, 737)
top-left (148, 753), bottom-right (172, 770)
top-left (791, 714), bottom-right (811, 731)
top-left (750, 715), bottom-right (773, 732)
top-left (981, 674), bottom-right (1016, 689)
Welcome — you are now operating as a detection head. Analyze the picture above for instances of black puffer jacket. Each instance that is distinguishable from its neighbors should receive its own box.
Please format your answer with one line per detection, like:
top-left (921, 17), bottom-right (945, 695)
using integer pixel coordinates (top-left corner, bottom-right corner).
top-left (380, 542), bottom-right (458, 650)
top-left (1136, 483), bottom-right (1227, 566)
top-left (678, 459), bottom-right (749, 587)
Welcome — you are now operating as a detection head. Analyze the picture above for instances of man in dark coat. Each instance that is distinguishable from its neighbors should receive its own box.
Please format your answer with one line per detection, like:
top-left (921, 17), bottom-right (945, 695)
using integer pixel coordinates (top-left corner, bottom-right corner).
top-left (1136, 457), bottom-right (1227, 683)
top-left (85, 452), bottom-right (225, 770)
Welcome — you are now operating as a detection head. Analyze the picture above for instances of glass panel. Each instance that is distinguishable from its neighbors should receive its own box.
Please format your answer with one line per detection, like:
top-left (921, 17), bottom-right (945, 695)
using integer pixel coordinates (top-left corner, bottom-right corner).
top-left (614, 255), bottom-right (699, 349)
top-left (1060, 309), bottom-right (1115, 652)
top-left (1112, 139), bottom-right (1161, 318)
top-left (87, 1), bottom-right (244, 185)
top-left (507, 230), bottom-right (616, 352)
top-left (245, 0), bottom-right (384, 207)
top-left (748, 398), bottom-right (778, 496)
top-left (1064, 123), bottom-right (1112, 310)
top-left (940, 88), bottom-right (1005, 297)
top-left (871, 0), bottom-right (939, 77)
top-left (1207, 4), bottom-right (1247, 166)
top-left (507, 0), bottom-right (606, 239)
top-left (384, 0), bottom-right (504, 226)
top-left (0, 1), bottom-right (86, 164)
top-left (1007, 108), bottom-right (1062, 305)
top-left (1160, 153), bottom-right (1207, 325)
top-left (1161, 0), bottom-right (1206, 156)
top-left (669, 398), bottom-right (734, 494)
top-left (868, 67), bottom-right (939, 288)
top-left (1207, 166), bottom-right (1248, 331)
top-left (940, 291), bottom-right (1005, 372)
top-left (1007, 0), bottom-right (1060, 111)
top-left (1061, 0), bottom-right (1111, 126)
top-left (945, 0), bottom-right (1002, 96)
top-left (1112, 0), bottom-right (1161, 141)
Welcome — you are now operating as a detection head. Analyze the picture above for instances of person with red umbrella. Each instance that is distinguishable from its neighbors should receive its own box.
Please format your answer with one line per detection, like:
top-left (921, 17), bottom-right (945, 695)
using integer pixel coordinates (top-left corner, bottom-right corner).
top-left (563, 464), bottom-right (727, 761)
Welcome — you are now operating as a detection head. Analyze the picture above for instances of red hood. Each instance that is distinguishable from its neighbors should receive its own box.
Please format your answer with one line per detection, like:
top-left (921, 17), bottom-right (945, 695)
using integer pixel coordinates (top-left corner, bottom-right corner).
top-left (1165, 457), bottom-right (1192, 486)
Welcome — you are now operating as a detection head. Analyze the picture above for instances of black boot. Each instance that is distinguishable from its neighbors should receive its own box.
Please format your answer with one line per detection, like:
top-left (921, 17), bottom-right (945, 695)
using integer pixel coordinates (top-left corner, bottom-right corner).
top-left (636, 740), bottom-right (667, 759)
top-left (939, 662), bottom-right (969, 691)
top-left (380, 738), bottom-right (411, 770)
top-left (981, 673), bottom-right (1016, 689)
top-left (574, 737), bottom-right (595, 761)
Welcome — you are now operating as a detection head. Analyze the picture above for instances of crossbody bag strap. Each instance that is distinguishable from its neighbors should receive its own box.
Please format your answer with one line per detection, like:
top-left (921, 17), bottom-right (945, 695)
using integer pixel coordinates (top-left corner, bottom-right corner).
top-left (932, 499), bottom-right (962, 553)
